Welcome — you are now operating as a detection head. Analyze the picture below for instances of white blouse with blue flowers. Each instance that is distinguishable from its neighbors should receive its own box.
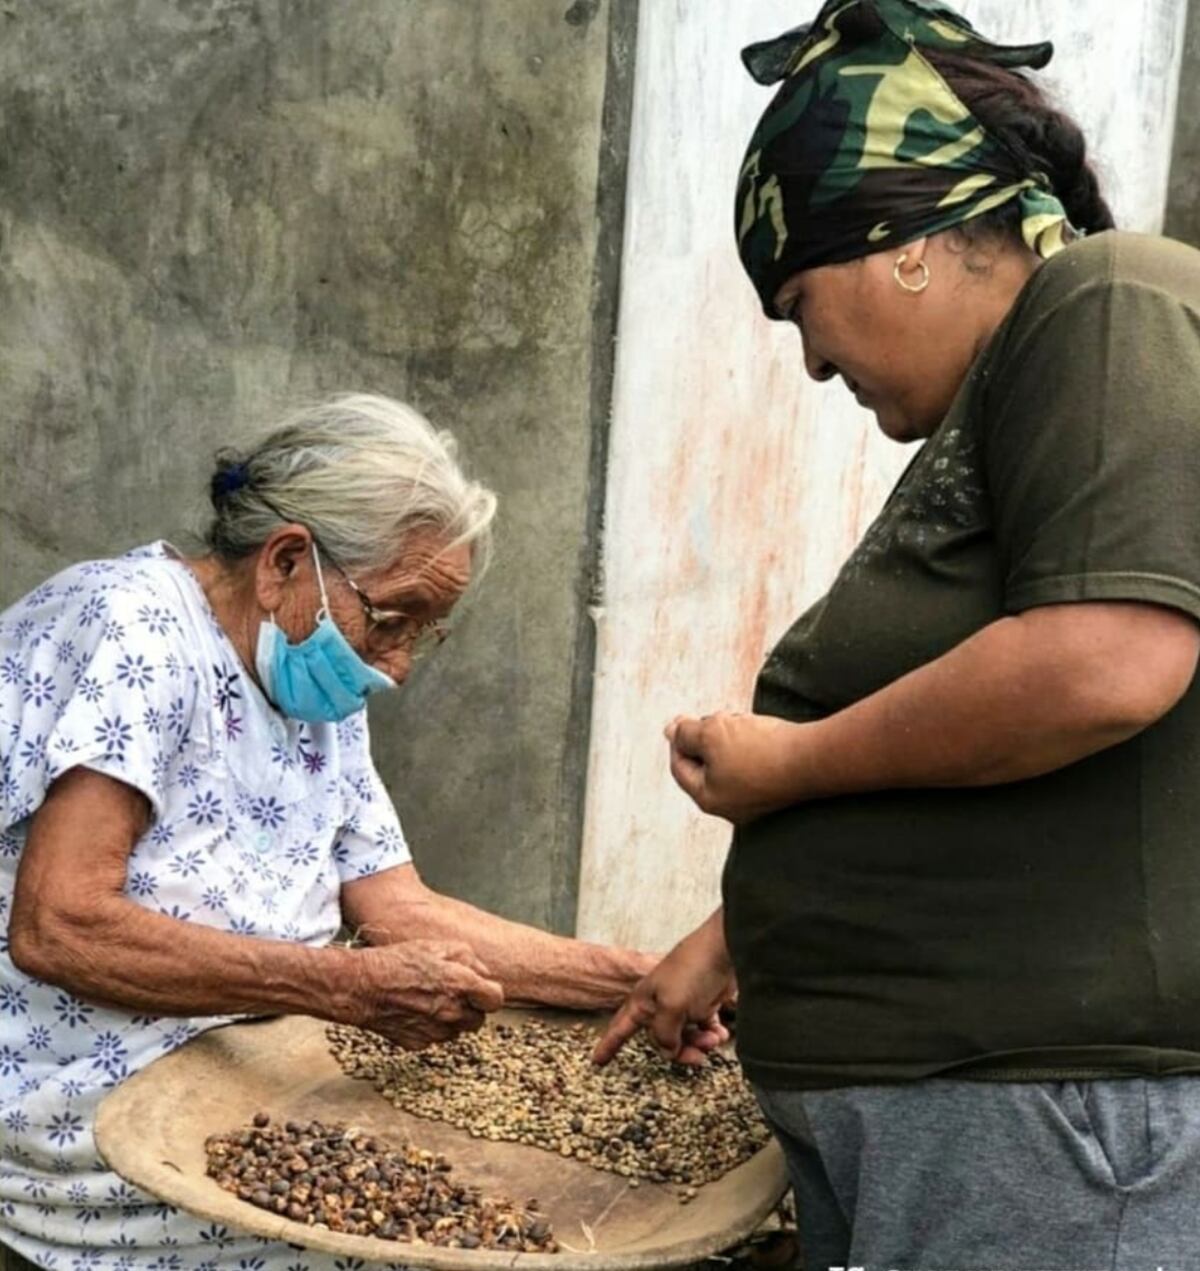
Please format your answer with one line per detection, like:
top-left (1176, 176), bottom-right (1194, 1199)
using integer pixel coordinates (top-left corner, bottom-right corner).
top-left (0, 543), bottom-right (412, 1270)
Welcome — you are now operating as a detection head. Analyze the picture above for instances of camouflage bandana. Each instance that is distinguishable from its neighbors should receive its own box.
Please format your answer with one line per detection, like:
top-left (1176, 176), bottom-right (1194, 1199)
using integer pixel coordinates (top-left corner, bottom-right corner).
top-left (736, 0), bottom-right (1075, 316)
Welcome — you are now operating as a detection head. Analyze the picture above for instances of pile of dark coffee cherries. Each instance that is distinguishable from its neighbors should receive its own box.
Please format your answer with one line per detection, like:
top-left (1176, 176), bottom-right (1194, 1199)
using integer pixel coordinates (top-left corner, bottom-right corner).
top-left (205, 1113), bottom-right (557, 1252)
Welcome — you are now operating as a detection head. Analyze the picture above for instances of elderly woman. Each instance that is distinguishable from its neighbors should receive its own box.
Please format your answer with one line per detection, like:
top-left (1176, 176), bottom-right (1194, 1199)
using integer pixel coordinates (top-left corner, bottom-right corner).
top-left (599, 2), bottom-right (1200, 1266)
top-left (0, 394), bottom-right (652, 1269)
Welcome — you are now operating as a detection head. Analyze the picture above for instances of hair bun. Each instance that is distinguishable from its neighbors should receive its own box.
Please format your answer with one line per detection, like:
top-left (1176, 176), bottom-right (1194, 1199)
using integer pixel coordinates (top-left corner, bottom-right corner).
top-left (210, 458), bottom-right (251, 508)
top-left (923, 49), bottom-right (1116, 238)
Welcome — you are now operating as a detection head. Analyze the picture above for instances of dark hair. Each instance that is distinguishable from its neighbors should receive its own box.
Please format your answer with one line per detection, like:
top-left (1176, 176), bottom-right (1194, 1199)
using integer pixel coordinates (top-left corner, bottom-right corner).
top-left (923, 49), bottom-right (1115, 243)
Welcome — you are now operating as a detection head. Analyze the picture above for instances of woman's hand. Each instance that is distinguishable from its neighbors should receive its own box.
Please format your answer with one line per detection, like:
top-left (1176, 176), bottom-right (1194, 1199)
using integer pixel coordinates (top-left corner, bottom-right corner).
top-left (593, 911), bottom-right (736, 1066)
top-left (666, 711), bottom-right (806, 823)
top-left (350, 940), bottom-right (505, 1049)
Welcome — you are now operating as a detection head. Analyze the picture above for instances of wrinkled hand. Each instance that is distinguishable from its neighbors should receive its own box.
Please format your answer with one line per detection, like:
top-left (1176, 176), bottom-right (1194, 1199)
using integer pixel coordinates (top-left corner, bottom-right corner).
top-left (666, 711), bottom-right (805, 823)
top-left (593, 927), bottom-right (736, 1067)
top-left (351, 939), bottom-right (504, 1050)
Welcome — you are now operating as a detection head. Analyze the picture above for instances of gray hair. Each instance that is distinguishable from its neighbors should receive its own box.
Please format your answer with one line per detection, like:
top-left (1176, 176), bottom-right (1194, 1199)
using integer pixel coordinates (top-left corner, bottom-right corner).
top-left (205, 394), bottom-right (497, 576)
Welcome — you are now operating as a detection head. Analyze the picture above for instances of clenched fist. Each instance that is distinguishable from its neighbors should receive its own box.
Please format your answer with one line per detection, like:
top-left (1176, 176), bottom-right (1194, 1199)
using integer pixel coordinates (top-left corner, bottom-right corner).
top-left (666, 711), bottom-right (807, 823)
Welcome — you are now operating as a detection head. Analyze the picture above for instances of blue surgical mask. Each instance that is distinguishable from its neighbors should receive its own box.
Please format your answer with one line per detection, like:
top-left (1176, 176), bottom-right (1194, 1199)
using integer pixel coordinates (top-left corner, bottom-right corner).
top-left (254, 544), bottom-right (394, 723)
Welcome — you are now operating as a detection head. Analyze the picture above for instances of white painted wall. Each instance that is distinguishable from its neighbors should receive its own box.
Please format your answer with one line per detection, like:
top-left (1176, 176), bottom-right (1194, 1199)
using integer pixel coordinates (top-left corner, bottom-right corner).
top-left (576, 0), bottom-right (1188, 950)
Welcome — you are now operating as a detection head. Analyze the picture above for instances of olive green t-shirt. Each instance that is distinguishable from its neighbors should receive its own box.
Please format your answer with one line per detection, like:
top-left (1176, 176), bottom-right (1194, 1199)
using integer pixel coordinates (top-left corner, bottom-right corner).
top-left (723, 231), bottom-right (1200, 1090)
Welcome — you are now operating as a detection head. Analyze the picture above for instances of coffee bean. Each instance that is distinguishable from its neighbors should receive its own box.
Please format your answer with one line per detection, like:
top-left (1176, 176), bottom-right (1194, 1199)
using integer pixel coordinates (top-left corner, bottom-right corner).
top-left (325, 1015), bottom-right (771, 1200)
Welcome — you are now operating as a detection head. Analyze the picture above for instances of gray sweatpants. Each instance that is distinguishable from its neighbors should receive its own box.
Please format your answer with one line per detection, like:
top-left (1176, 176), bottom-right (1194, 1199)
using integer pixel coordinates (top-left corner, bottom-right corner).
top-left (755, 1078), bottom-right (1200, 1271)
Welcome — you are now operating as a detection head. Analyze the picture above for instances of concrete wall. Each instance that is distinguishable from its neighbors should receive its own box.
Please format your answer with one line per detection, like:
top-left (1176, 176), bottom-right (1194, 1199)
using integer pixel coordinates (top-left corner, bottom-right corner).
top-left (1166, 0), bottom-right (1200, 248)
top-left (576, 0), bottom-right (1189, 951)
top-left (0, 0), bottom-right (629, 931)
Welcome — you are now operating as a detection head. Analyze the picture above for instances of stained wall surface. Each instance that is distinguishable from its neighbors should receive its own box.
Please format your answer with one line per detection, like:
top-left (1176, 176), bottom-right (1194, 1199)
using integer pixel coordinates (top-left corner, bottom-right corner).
top-left (0, 0), bottom-right (624, 931)
top-left (577, 0), bottom-right (1189, 951)
top-left (1167, 0), bottom-right (1200, 248)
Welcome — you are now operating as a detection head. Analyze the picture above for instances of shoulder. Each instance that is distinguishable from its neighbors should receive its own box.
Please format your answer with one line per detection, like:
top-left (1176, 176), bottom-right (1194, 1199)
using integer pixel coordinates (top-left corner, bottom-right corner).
top-left (0, 544), bottom-right (206, 702)
top-left (1049, 231), bottom-right (1200, 294)
top-left (1011, 232), bottom-right (1200, 327)
top-left (3, 542), bottom-right (176, 613)
top-left (0, 549), bottom-right (209, 824)
top-left (3, 547), bottom-right (151, 637)
top-left (979, 233), bottom-right (1200, 385)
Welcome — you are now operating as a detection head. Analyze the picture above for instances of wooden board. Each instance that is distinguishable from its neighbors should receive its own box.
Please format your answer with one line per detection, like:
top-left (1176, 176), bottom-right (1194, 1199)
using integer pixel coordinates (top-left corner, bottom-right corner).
top-left (95, 1014), bottom-right (787, 1270)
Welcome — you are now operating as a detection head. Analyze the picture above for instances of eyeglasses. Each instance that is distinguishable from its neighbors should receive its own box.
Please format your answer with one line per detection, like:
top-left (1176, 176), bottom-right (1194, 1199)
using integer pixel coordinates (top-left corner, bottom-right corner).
top-left (306, 536), bottom-right (450, 662)
top-left (334, 566), bottom-right (450, 661)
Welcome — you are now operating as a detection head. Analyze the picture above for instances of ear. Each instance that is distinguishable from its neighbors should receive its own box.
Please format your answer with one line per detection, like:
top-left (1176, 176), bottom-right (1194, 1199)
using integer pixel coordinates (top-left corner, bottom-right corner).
top-left (254, 525), bottom-right (314, 613)
top-left (901, 236), bottom-right (929, 267)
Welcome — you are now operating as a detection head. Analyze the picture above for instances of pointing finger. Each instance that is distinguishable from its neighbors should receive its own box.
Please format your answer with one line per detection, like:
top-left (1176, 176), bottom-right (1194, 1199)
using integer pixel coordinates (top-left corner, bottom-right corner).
top-left (592, 998), bottom-right (649, 1067)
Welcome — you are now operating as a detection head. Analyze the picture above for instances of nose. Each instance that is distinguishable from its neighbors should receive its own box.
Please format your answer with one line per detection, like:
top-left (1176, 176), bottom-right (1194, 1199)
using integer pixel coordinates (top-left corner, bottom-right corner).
top-left (801, 340), bottom-right (837, 383)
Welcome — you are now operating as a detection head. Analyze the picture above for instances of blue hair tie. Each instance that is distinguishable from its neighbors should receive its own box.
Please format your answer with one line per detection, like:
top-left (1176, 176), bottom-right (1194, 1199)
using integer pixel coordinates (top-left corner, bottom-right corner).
top-left (213, 462), bottom-right (251, 498)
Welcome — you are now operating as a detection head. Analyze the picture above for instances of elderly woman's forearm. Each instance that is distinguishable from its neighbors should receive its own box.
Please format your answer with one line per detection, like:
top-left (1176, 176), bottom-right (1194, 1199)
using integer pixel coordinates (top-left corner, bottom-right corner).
top-left (343, 868), bottom-right (653, 1009)
top-left (793, 603), bottom-right (1199, 797)
top-left (9, 896), bottom-right (363, 1020)
top-left (418, 899), bottom-right (653, 1009)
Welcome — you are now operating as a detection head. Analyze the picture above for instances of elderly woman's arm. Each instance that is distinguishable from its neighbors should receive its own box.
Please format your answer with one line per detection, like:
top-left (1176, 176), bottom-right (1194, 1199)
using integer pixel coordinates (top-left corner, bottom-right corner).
top-left (667, 601), bottom-right (1200, 822)
top-left (10, 767), bottom-right (503, 1048)
top-left (341, 865), bottom-right (656, 1010)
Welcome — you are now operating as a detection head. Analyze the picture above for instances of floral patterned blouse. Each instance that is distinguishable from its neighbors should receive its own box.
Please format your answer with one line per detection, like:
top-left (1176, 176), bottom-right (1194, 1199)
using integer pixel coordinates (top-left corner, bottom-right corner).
top-left (0, 542), bottom-right (411, 1270)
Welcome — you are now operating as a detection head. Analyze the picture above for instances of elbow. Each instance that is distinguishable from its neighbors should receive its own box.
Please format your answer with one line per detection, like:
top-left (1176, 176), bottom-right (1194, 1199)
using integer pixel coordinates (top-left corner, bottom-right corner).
top-left (1072, 650), bottom-right (1197, 737)
top-left (1122, 678), bottom-right (1194, 731)
top-left (8, 903), bottom-right (95, 989)
top-left (1020, 603), bottom-right (1200, 740)
top-left (9, 908), bottom-right (59, 983)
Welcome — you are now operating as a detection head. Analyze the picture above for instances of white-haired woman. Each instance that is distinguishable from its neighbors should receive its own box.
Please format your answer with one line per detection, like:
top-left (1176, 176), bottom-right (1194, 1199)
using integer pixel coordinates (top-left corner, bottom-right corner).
top-left (0, 394), bottom-right (654, 1270)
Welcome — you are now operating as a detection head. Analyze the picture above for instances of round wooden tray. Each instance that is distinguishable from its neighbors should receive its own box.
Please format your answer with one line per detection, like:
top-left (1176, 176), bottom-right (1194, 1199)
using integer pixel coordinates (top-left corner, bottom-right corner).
top-left (96, 1013), bottom-right (787, 1269)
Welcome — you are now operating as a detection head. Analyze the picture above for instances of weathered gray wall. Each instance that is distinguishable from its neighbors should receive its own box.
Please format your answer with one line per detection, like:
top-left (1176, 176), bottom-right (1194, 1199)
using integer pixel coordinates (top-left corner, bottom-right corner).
top-left (0, 0), bottom-right (630, 932)
top-left (1166, 0), bottom-right (1200, 248)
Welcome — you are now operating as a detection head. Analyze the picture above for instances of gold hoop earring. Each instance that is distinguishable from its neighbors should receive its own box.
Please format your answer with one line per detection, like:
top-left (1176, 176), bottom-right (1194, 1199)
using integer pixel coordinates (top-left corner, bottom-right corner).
top-left (893, 252), bottom-right (931, 294)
